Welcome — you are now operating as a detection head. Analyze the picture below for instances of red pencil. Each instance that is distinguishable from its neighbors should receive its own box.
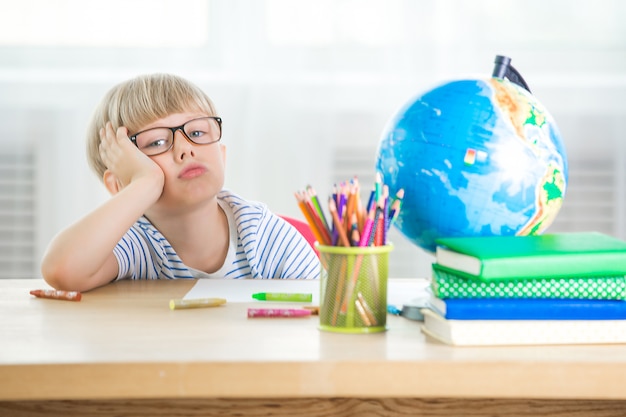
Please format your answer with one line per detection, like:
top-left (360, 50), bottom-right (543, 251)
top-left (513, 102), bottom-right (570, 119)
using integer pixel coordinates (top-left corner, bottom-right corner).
top-left (30, 289), bottom-right (82, 301)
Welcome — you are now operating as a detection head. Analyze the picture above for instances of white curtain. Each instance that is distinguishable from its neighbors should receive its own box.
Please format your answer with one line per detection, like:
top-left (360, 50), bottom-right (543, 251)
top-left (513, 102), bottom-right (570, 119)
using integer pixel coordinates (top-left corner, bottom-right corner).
top-left (0, 0), bottom-right (625, 278)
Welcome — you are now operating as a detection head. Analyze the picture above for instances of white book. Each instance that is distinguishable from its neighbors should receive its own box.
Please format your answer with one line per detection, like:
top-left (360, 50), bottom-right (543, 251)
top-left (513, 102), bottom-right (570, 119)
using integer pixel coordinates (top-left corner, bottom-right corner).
top-left (420, 308), bottom-right (626, 346)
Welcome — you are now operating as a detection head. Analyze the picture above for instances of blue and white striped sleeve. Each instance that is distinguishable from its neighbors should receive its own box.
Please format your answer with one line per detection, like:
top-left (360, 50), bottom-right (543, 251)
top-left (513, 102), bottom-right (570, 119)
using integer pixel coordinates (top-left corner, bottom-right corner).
top-left (112, 227), bottom-right (160, 280)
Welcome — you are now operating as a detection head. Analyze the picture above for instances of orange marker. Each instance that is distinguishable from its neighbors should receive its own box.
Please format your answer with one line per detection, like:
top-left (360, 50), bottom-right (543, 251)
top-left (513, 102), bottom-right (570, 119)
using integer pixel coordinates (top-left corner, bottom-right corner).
top-left (30, 289), bottom-right (82, 301)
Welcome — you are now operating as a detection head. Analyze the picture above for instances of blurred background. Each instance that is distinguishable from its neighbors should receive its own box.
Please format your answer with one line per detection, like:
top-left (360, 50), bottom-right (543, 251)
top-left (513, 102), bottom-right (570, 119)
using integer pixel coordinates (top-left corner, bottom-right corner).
top-left (0, 0), bottom-right (625, 279)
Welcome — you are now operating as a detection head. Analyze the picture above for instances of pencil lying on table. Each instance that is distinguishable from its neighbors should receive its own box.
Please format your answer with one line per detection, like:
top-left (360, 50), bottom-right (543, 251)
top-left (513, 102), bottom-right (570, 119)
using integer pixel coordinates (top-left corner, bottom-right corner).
top-left (30, 289), bottom-right (82, 301)
top-left (247, 308), bottom-right (312, 318)
top-left (169, 297), bottom-right (227, 310)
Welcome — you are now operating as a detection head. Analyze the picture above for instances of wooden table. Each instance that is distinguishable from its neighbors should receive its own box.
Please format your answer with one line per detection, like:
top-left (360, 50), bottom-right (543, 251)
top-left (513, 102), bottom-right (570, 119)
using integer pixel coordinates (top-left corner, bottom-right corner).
top-left (1, 279), bottom-right (625, 416)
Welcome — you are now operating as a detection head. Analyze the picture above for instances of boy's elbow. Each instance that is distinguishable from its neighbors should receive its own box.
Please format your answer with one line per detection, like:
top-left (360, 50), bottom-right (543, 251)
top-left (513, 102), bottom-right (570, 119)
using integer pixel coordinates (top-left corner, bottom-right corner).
top-left (41, 257), bottom-right (71, 290)
top-left (40, 256), bottom-right (86, 291)
top-left (41, 254), bottom-right (116, 292)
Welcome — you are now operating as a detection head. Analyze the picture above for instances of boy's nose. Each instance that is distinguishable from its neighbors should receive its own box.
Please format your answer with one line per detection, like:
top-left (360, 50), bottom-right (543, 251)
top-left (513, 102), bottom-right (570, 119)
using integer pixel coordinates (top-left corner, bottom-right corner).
top-left (173, 130), bottom-right (195, 159)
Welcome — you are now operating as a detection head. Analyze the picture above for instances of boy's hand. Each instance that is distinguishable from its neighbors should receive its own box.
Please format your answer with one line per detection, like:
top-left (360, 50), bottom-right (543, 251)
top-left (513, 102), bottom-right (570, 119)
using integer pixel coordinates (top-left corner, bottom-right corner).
top-left (99, 122), bottom-right (165, 190)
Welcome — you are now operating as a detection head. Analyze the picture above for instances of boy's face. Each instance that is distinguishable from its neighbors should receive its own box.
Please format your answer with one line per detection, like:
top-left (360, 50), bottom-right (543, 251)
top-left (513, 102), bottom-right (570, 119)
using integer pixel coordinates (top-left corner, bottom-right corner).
top-left (141, 111), bottom-right (226, 214)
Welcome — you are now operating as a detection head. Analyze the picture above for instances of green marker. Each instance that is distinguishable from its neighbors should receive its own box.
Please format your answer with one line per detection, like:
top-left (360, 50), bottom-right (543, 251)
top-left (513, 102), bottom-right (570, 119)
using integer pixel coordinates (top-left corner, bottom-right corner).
top-left (252, 292), bottom-right (313, 302)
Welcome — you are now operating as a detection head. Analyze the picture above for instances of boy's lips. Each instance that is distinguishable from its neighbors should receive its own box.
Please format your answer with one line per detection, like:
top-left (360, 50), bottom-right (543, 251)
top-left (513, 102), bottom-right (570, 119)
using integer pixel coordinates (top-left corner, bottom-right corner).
top-left (179, 164), bottom-right (208, 179)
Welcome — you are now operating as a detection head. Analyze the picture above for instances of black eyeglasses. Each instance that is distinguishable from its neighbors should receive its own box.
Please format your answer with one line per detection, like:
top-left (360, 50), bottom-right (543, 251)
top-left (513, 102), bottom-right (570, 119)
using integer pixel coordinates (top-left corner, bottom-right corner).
top-left (129, 116), bottom-right (222, 156)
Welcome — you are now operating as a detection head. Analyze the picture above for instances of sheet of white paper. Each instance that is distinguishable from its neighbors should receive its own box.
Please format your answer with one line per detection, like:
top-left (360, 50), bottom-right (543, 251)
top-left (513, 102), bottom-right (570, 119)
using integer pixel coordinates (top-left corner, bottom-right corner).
top-left (183, 279), bottom-right (321, 303)
top-left (184, 278), bottom-right (429, 307)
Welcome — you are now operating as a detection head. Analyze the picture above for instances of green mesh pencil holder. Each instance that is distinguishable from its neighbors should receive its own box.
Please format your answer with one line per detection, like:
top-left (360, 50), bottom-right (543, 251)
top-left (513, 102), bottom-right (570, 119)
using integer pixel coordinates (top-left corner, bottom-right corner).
top-left (316, 244), bottom-right (393, 334)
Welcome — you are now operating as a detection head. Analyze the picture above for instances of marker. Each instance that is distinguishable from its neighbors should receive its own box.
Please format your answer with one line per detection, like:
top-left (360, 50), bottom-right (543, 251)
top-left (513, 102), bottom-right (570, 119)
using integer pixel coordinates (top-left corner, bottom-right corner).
top-left (169, 297), bottom-right (226, 310)
top-left (247, 308), bottom-right (312, 318)
top-left (29, 289), bottom-right (82, 302)
top-left (252, 292), bottom-right (312, 302)
top-left (387, 305), bottom-right (402, 315)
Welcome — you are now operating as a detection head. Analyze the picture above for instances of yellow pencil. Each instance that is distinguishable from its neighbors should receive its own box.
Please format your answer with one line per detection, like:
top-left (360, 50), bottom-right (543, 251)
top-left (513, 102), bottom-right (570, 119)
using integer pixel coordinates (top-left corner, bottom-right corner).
top-left (169, 297), bottom-right (227, 310)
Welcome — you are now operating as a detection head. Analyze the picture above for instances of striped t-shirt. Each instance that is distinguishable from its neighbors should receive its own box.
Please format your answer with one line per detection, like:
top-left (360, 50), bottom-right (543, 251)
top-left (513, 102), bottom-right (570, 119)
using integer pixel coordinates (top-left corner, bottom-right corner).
top-left (112, 190), bottom-right (320, 280)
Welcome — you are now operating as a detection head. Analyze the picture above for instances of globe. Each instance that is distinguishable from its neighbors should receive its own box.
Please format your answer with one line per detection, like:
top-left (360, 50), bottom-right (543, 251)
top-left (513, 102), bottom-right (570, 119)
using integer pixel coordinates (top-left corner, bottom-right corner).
top-left (375, 76), bottom-right (568, 253)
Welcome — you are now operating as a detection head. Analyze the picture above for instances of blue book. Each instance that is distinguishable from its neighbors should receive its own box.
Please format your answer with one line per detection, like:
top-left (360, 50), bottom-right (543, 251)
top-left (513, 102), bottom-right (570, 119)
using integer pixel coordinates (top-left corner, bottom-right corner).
top-left (428, 295), bottom-right (626, 320)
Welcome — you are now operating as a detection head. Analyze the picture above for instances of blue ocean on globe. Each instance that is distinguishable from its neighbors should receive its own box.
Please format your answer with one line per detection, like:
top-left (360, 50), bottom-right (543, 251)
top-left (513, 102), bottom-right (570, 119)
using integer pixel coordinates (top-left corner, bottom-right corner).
top-left (376, 77), bottom-right (568, 253)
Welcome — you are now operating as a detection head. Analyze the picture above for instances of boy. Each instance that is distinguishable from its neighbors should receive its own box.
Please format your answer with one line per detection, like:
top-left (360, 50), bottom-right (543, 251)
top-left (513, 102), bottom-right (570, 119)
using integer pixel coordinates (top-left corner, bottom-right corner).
top-left (42, 74), bottom-right (319, 292)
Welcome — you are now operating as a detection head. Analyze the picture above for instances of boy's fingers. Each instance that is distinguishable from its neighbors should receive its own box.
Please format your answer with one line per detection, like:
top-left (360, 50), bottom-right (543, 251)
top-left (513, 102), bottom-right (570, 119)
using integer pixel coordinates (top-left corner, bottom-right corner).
top-left (115, 126), bottom-right (129, 142)
top-left (100, 123), bottom-right (114, 145)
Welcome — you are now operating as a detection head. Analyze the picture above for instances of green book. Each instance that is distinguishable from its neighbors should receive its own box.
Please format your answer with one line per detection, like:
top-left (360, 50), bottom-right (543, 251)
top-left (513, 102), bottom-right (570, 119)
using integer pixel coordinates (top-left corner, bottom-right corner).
top-left (431, 264), bottom-right (626, 300)
top-left (435, 232), bottom-right (626, 280)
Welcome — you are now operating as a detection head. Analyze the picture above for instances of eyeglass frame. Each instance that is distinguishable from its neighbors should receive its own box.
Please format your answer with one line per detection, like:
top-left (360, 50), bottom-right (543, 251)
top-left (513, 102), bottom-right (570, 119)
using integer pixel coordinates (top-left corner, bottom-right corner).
top-left (128, 116), bottom-right (223, 156)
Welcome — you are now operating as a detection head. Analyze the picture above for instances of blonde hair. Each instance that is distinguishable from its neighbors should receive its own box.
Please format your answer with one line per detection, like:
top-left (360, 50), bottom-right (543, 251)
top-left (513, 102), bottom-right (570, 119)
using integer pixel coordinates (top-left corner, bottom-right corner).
top-left (86, 73), bottom-right (218, 179)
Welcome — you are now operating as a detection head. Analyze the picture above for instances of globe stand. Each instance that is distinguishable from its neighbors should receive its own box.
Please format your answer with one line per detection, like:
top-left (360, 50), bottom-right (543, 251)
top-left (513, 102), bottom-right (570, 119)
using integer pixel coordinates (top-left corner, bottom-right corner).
top-left (492, 55), bottom-right (532, 93)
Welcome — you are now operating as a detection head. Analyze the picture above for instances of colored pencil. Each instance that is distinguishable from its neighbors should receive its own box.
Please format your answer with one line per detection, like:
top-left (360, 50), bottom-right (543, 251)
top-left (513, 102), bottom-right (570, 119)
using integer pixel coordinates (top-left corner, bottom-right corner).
top-left (295, 177), bottom-right (403, 249)
top-left (306, 185), bottom-right (331, 237)
top-left (388, 188), bottom-right (404, 226)
top-left (359, 206), bottom-right (376, 247)
top-left (294, 191), bottom-right (328, 245)
top-left (350, 213), bottom-right (360, 247)
top-left (329, 197), bottom-right (351, 247)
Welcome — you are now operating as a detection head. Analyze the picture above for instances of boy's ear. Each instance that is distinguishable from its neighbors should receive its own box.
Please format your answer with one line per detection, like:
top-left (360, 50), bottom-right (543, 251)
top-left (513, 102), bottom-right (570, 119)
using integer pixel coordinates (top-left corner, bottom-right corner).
top-left (103, 170), bottom-right (122, 195)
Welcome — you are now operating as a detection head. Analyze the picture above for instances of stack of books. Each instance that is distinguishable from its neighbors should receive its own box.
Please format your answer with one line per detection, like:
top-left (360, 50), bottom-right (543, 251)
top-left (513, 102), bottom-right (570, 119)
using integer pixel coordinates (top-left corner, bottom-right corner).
top-left (421, 232), bottom-right (626, 346)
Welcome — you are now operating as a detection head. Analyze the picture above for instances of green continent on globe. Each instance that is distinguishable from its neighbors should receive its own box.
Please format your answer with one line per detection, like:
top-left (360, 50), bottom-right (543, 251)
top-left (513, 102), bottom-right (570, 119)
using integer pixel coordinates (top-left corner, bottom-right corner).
top-left (517, 162), bottom-right (566, 236)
